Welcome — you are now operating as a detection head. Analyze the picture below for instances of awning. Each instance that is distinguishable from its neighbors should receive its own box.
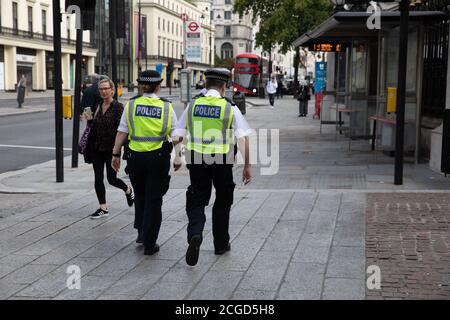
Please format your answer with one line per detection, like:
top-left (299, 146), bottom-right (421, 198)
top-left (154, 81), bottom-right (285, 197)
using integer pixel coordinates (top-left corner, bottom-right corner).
top-left (293, 10), bottom-right (449, 47)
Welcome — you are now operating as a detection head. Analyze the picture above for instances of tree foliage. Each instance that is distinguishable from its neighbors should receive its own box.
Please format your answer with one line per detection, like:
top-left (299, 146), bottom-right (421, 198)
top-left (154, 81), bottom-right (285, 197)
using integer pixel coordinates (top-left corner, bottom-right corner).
top-left (214, 54), bottom-right (234, 70)
top-left (234, 0), bottom-right (333, 53)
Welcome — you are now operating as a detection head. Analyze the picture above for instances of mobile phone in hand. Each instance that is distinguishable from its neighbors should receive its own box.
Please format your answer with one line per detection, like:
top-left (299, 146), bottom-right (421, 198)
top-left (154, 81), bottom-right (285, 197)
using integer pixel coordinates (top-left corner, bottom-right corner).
top-left (84, 107), bottom-right (93, 120)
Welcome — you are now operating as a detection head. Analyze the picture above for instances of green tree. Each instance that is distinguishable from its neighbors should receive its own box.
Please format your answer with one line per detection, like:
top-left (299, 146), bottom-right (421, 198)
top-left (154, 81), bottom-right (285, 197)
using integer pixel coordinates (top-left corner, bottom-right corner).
top-left (234, 0), bottom-right (332, 92)
top-left (214, 54), bottom-right (234, 70)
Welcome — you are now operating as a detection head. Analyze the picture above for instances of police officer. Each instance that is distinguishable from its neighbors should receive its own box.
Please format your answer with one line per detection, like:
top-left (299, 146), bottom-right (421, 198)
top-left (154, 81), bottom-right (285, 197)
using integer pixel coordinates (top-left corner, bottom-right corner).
top-left (112, 70), bottom-right (178, 255)
top-left (172, 68), bottom-right (252, 266)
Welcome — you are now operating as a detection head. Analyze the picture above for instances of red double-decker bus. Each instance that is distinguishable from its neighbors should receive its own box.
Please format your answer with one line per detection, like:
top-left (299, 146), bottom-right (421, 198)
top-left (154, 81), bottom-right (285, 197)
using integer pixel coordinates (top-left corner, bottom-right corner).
top-left (233, 53), bottom-right (268, 96)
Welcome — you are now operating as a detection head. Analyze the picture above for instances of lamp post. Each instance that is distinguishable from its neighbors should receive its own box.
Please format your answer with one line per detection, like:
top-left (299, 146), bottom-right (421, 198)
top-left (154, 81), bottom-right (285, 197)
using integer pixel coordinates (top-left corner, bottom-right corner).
top-left (201, 11), bottom-right (213, 67)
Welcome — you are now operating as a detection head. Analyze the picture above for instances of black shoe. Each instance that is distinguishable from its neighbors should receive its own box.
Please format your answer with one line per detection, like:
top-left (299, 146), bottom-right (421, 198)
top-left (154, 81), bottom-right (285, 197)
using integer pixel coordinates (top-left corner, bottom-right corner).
top-left (136, 231), bottom-right (143, 244)
top-left (90, 208), bottom-right (109, 219)
top-left (126, 186), bottom-right (134, 207)
top-left (144, 244), bottom-right (159, 255)
top-left (186, 235), bottom-right (202, 266)
top-left (215, 243), bottom-right (231, 255)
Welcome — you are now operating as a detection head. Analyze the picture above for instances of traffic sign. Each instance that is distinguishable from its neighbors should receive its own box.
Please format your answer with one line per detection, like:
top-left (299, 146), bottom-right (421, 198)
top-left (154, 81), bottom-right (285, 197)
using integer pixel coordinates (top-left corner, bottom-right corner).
top-left (181, 13), bottom-right (189, 22)
top-left (188, 21), bottom-right (199, 32)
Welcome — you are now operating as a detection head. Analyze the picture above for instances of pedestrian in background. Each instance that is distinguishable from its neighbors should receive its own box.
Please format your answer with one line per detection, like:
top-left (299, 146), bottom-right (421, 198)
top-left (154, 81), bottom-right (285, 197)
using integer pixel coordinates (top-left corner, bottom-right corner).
top-left (85, 78), bottom-right (134, 219)
top-left (17, 75), bottom-right (27, 108)
top-left (266, 76), bottom-right (278, 108)
top-left (297, 81), bottom-right (310, 117)
top-left (276, 76), bottom-right (283, 99)
top-left (112, 70), bottom-right (178, 256)
top-left (80, 74), bottom-right (103, 116)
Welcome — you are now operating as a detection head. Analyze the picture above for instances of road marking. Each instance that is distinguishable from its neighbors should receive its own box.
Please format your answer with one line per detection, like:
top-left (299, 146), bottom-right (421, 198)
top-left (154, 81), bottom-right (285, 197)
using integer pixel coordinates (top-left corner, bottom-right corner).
top-left (0, 144), bottom-right (72, 151)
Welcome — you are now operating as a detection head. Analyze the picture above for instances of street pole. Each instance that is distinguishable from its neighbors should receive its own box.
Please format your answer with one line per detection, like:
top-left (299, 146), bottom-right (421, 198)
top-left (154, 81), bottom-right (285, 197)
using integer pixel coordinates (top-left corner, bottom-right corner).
top-left (394, 0), bottom-right (409, 185)
top-left (110, 0), bottom-right (118, 100)
top-left (71, 28), bottom-right (83, 168)
top-left (53, 0), bottom-right (64, 182)
top-left (183, 16), bottom-right (187, 69)
top-left (138, 0), bottom-right (142, 75)
top-left (127, 0), bottom-right (132, 90)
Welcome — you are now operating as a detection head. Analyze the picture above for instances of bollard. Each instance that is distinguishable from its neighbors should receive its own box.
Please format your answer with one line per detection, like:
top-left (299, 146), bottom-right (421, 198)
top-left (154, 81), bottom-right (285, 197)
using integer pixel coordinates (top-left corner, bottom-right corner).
top-left (63, 95), bottom-right (73, 119)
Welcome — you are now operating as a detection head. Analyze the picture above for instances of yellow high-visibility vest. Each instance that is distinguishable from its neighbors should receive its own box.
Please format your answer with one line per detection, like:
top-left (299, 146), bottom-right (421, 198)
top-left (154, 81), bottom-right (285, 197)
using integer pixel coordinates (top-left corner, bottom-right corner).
top-left (186, 96), bottom-right (234, 154)
top-left (126, 96), bottom-right (172, 152)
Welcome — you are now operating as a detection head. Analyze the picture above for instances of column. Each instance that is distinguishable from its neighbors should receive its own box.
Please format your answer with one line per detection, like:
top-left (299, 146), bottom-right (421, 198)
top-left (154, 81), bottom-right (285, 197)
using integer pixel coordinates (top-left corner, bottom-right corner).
top-left (87, 56), bottom-right (95, 75)
top-left (33, 50), bottom-right (47, 91)
top-left (4, 46), bottom-right (17, 91)
top-left (61, 53), bottom-right (71, 90)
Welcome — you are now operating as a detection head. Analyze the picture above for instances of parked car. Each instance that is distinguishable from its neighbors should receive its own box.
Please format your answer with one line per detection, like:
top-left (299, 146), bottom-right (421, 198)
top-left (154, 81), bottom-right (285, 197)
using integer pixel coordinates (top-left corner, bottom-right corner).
top-left (195, 79), bottom-right (205, 89)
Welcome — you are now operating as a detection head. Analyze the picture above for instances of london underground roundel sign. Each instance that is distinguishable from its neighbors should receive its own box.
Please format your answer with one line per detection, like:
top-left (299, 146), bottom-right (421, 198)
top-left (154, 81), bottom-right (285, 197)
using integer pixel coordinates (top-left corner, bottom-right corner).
top-left (188, 22), bottom-right (199, 32)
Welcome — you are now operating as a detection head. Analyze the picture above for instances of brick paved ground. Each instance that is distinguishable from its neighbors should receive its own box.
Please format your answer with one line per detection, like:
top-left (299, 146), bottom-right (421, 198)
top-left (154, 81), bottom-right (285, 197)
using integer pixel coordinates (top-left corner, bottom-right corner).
top-left (366, 193), bottom-right (450, 299)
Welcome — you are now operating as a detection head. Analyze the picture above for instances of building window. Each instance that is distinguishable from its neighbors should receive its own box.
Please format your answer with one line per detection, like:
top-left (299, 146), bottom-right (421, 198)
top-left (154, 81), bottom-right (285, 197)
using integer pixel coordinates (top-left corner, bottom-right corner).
top-left (12, 2), bottom-right (18, 33)
top-left (224, 11), bottom-right (231, 20)
top-left (67, 17), bottom-right (71, 41)
top-left (28, 6), bottom-right (33, 34)
top-left (172, 43), bottom-right (174, 58)
top-left (163, 19), bottom-right (165, 31)
top-left (167, 21), bottom-right (170, 33)
top-left (221, 43), bottom-right (233, 59)
top-left (42, 10), bottom-right (47, 37)
top-left (172, 22), bottom-right (174, 34)
top-left (158, 38), bottom-right (160, 56)
top-left (225, 26), bottom-right (231, 37)
top-left (158, 17), bottom-right (160, 30)
top-left (163, 39), bottom-right (165, 56)
top-left (225, 0), bottom-right (232, 4)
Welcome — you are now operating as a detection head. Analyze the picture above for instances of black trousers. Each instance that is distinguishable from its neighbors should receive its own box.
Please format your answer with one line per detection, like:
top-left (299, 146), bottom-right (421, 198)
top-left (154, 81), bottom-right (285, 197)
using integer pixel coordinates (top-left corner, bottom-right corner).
top-left (128, 149), bottom-right (170, 248)
top-left (92, 150), bottom-right (128, 204)
top-left (186, 162), bottom-right (235, 251)
top-left (299, 100), bottom-right (308, 115)
top-left (269, 94), bottom-right (275, 106)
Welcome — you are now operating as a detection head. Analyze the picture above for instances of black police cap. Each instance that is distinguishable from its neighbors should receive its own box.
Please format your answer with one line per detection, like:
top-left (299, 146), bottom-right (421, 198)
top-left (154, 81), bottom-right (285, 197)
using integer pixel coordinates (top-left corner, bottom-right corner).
top-left (204, 68), bottom-right (231, 83)
top-left (137, 70), bottom-right (163, 84)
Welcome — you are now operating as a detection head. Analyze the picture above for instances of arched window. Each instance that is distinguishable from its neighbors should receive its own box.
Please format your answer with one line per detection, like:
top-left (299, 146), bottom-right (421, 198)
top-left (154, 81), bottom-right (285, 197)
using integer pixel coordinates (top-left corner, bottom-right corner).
top-left (221, 43), bottom-right (233, 59)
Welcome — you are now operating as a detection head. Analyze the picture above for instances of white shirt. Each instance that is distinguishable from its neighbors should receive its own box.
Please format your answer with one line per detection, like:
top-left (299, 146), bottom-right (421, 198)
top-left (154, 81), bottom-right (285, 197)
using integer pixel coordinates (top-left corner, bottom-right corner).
top-left (118, 93), bottom-right (178, 135)
top-left (171, 89), bottom-right (252, 140)
top-left (266, 80), bottom-right (278, 94)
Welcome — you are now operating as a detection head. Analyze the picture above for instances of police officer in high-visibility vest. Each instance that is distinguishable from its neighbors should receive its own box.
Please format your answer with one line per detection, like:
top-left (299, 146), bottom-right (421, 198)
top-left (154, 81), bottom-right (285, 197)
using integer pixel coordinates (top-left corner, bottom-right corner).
top-left (172, 68), bottom-right (252, 266)
top-left (112, 70), bottom-right (178, 255)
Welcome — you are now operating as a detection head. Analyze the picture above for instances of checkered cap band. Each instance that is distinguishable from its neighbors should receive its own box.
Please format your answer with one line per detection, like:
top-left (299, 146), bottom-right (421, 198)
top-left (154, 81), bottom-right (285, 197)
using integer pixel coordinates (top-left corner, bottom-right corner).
top-left (138, 76), bottom-right (162, 83)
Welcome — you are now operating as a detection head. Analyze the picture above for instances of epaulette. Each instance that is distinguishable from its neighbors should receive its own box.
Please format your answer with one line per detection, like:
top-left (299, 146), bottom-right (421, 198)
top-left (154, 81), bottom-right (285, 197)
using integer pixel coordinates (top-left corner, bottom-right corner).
top-left (160, 97), bottom-right (172, 103)
top-left (193, 93), bottom-right (205, 99)
top-left (130, 94), bottom-right (142, 100)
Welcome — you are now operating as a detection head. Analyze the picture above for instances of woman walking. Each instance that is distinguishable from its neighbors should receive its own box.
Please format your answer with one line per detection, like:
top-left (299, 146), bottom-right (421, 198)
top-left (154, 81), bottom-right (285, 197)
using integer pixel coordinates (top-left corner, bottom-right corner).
top-left (85, 79), bottom-right (134, 219)
top-left (266, 76), bottom-right (278, 108)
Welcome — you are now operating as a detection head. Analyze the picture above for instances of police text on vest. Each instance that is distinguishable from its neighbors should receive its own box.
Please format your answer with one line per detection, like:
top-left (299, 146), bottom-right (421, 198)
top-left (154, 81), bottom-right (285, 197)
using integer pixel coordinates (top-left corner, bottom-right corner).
top-left (193, 105), bottom-right (221, 119)
top-left (135, 105), bottom-right (162, 119)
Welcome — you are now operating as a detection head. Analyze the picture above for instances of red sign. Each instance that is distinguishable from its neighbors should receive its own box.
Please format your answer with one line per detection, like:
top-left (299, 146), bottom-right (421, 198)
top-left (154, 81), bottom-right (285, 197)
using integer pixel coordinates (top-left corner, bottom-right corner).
top-left (188, 22), bottom-right (199, 32)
